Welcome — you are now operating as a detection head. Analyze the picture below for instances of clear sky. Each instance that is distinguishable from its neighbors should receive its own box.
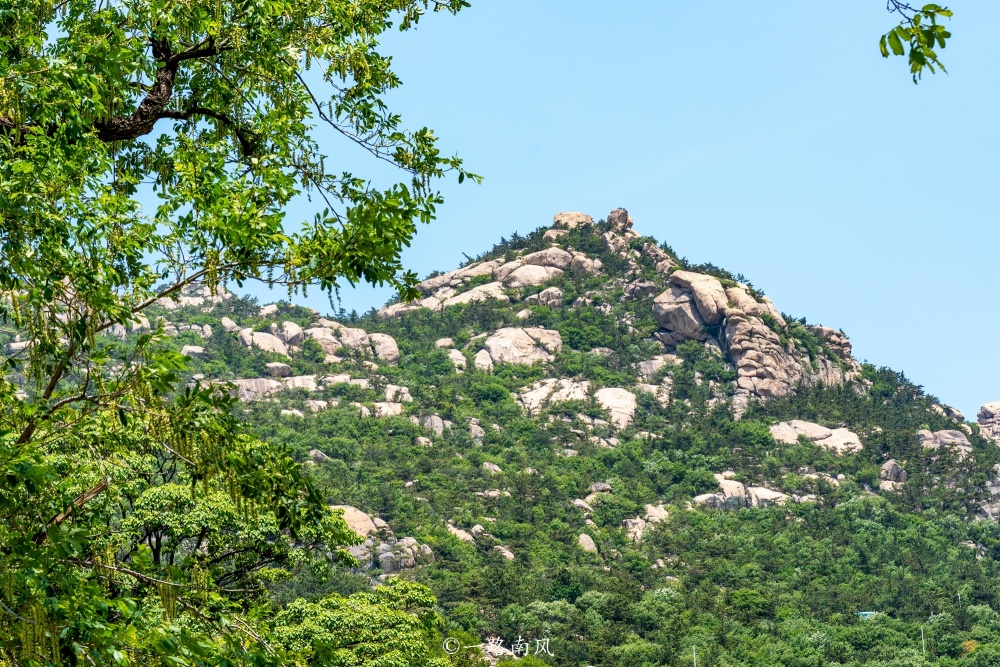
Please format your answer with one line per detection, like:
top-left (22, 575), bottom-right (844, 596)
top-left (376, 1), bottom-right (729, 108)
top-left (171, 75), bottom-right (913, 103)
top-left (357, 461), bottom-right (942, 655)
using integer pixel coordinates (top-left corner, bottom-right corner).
top-left (251, 2), bottom-right (999, 420)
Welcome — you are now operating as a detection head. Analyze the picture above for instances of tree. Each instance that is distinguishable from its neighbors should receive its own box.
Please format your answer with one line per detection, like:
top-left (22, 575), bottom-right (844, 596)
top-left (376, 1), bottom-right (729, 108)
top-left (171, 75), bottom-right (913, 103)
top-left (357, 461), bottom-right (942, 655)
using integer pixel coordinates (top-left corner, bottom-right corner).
top-left (0, 0), bottom-right (475, 663)
top-left (880, 2), bottom-right (953, 82)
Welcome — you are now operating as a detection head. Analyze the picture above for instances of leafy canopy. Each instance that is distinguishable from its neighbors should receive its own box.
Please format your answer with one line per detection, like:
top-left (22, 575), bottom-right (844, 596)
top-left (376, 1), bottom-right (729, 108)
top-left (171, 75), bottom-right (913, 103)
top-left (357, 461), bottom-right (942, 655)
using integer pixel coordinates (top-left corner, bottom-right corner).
top-left (0, 0), bottom-right (474, 664)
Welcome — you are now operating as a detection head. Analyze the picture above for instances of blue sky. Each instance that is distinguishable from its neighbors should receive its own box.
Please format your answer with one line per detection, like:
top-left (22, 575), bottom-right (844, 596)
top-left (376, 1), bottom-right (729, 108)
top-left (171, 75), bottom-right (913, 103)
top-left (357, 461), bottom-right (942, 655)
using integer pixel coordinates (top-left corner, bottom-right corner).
top-left (252, 2), bottom-right (999, 419)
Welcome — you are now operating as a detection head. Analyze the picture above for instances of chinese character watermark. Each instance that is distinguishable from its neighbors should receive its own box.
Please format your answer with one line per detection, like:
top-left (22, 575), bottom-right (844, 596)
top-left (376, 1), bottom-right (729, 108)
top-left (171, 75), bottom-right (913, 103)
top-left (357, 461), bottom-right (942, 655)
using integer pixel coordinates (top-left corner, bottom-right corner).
top-left (443, 635), bottom-right (555, 657)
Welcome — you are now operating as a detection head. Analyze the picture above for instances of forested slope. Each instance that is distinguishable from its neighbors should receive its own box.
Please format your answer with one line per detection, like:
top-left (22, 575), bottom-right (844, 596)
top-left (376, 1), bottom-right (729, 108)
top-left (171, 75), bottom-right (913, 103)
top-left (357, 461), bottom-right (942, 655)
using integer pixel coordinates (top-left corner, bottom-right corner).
top-left (92, 209), bottom-right (1000, 667)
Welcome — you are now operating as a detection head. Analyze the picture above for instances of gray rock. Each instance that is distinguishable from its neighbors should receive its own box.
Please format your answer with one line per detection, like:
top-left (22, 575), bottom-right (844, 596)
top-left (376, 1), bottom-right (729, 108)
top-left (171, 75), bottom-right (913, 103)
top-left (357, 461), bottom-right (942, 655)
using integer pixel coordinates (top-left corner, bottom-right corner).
top-left (266, 362), bottom-right (291, 377)
top-left (880, 459), bottom-right (907, 483)
top-left (979, 402), bottom-right (1000, 443)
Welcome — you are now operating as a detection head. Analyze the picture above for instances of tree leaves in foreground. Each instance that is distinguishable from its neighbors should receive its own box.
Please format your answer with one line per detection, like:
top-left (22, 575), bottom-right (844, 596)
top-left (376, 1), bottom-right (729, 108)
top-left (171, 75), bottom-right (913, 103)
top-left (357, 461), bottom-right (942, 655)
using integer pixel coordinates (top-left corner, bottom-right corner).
top-left (0, 0), bottom-right (475, 663)
top-left (881, 2), bottom-right (953, 82)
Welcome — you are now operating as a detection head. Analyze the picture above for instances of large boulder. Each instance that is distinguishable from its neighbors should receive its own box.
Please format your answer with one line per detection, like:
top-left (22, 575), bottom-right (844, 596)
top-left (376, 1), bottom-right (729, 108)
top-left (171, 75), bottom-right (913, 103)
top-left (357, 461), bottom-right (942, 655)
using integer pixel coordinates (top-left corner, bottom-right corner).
top-left (332, 505), bottom-right (379, 537)
top-left (578, 533), bottom-right (598, 552)
top-left (607, 208), bottom-right (633, 230)
top-left (280, 321), bottom-right (304, 345)
top-left (441, 282), bottom-right (509, 307)
top-left (232, 378), bottom-right (283, 401)
top-left (553, 211), bottom-right (594, 229)
top-left (474, 349), bottom-right (494, 372)
top-left (503, 264), bottom-right (563, 289)
top-left (368, 333), bottom-right (400, 365)
top-left (594, 388), bottom-right (637, 428)
top-left (569, 253), bottom-right (602, 276)
top-left (881, 459), bottom-right (907, 483)
top-left (266, 362), bottom-right (291, 377)
top-left (374, 402), bottom-right (403, 419)
top-left (483, 327), bottom-right (562, 365)
top-left (303, 327), bottom-right (341, 354)
top-left (979, 402), bottom-right (1000, 443)
top-left (653, 287), bottom-right (707, 340)
top-left (668, 271), bottom-right (728, 325)
top-left (283, 375), bottom-right (318, 392)
top-left (714, 475), bottom-right (749, 509)
top-left (241, 331), bottom-right (289, 357)
top-left (337, 327), bottom-right (370, 352)
top-left (770, 420), bottom-right (862, 455)
top-left (519, 378), bottom-right (591, 414)
top-left (521, 247), bottom-right (573, 269)
top-left (919, 429), bottom-right (973, 461)
top-left (747, 487), bottom-right (789, 508)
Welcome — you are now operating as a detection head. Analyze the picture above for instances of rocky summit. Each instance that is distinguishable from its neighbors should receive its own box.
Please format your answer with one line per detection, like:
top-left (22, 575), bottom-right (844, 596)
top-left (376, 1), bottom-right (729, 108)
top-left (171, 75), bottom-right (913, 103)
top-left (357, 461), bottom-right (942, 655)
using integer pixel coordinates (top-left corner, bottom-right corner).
top-left (79, 209), bottom-right (1000, 666)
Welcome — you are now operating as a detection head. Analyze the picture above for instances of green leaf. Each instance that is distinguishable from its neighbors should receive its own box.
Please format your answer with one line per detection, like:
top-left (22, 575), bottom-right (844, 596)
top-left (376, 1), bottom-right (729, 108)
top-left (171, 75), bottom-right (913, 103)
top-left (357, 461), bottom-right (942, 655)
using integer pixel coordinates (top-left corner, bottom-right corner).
top-left (887, 29), bottom-right (905, 56)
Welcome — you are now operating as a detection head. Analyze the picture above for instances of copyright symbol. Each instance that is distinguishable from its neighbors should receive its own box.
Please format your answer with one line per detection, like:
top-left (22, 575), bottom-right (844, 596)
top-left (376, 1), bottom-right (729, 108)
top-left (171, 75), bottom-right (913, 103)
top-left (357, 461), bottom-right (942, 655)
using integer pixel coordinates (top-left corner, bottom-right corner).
top-left (443, 637), bottom-right (461, 654)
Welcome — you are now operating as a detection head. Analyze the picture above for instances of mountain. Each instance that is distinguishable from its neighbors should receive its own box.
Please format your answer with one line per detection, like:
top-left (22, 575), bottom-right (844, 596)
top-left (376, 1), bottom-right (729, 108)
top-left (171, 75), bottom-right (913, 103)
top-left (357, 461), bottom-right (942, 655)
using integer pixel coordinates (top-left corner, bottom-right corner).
top-left (144, 208), bottom-right (1000, 666)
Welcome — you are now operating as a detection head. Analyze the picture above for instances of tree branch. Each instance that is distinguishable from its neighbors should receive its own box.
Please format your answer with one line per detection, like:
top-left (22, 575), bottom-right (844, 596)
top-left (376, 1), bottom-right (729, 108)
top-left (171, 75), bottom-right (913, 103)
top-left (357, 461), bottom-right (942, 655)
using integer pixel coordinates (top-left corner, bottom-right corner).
top-left (33, 477), bottom-right (109, 544)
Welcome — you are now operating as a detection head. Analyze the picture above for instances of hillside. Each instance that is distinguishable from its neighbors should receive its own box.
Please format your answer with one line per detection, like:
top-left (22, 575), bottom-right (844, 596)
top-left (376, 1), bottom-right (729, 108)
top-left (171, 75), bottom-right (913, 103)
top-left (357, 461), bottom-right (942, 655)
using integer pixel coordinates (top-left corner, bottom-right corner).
top-left (114, 208), bottom-right (1000, 666)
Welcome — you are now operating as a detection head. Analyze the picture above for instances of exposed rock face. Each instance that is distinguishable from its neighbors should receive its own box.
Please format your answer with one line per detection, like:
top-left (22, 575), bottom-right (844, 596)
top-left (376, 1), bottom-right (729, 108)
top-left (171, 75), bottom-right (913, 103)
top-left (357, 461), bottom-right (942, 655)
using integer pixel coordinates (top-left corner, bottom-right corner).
top-left (447, 524), bottom-right (474, 543)
top-left (374, 402), bottom-right (403, 419)
top-left (280, 408), bottom-right (304, 418)
top-left (607, 208), bottom-right (633, 230)
top-left (570, 253), bottom-right (602, 276)
top-left (447, 349), bottom-right (467, 371)
top-left (483, 327), bottom-right (562, 365)
top-left (332, 505), bottom-right (379, 536)
top-left (338, 327), bottom-right (370, 352)
top-left (283, 375), bottom-right (318, 392)
top-left (233, 378), bottom-right (283, 401)
top-left (623, 517), bottom-right (646, 542)
top-left (181, 345), bottom-right (205, 357)
top-left (645, 504), bottom-right (669, 523)
top-left (653, 287), bottom-right (707, 340)
top-left (594, 388), bottom-right (637, 428)
top-left (266, 362), bottom-right (291, 377)
top-left (494, 546), bottom-right (515, 560)
top-left (441, 282), bottom-right (509, 307)
top-left (553, 211), bottom-right (594, 229)
top-left (474, 349), bottom-right (494, 372)
top-left (770, 420), bottom-right (863, 454)
top-left (482, 461), bottom-right (503, 475)
top-left (368, 333), bottom-right (400, 364)
top-left (979, 402), bottom-right (1000, 443)
top-left (259, 304), bottom-right (278, 317)
top-left (519, 378), bottom-right (591, 414)
top-left (747, 487), bottom-right (789, 507)
top-left (240, 330), bottom-right (289, 357)
top-left (303, 327), bottom-right (341, 354)
top-left (504, 264), bottom-right (563, 288)
top-left (280, 321), bottom-right (304, 345)
top-left (385, 384), bottom-right (413, 402)
top-left (421, 415), bottom-right (445, 437)
top-left (919, 429), bottom-right (973, 461)
top-left (309, 449), bottom-right (329, 463)
top-left (880, 459), bottom-right (907, 491)
top-left (526, 286), bottom-right (563, 307)
top-left (578, 533), bottom-right (598, 552)
top-left (669, 271), bottom-right (728, 325)
top-left (220, 316), bottom-right (238, 332)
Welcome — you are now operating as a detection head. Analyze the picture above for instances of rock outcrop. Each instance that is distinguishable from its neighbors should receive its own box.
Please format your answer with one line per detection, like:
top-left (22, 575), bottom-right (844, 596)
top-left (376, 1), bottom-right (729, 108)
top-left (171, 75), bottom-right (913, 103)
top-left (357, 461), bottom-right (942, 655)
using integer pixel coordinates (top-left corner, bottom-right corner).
top-left (483, 327), bottom-right (562, 365)
top-left (919, 429), bottom-right (973, 461)
top-left (769, 420), bottom-right (862, 454)
top-left (594, 388), bottom-right (637, 429)
top-left (519, 378), bottom-right (590, 414)
top-left (979, 402), bottom-right (1000, 443)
